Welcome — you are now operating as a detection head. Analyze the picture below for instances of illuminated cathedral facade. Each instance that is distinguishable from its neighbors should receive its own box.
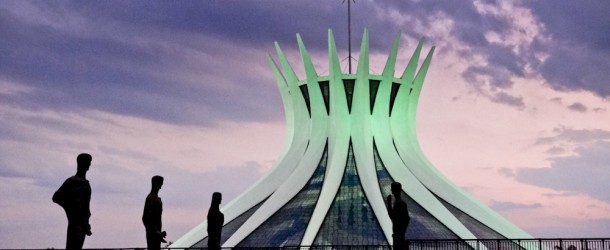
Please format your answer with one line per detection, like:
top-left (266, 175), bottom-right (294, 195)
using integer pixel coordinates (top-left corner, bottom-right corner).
top-left (172, 29), bottom-right (533, 248)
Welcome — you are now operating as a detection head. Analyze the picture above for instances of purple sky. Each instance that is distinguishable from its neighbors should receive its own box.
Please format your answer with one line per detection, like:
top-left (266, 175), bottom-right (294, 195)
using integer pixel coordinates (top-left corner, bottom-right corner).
top-left (1, 0), bottom-right (609, 248)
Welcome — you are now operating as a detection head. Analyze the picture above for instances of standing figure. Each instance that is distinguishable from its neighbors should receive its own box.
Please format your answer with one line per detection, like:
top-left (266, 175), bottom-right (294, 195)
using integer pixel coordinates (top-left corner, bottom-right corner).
top-left (142, 175), bottom-right (167, 250)
top-left (52, 153), bottom-right (93, 250)
top-left (387, 182), bottom-right (410, 250)
top-left (207, 192), bottom-right (224, 250)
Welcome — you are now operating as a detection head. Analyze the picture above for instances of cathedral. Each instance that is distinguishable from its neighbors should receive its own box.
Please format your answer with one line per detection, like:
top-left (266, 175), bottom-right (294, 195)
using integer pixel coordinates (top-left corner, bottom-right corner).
top-left (171, 29), bottom-right (533, 249)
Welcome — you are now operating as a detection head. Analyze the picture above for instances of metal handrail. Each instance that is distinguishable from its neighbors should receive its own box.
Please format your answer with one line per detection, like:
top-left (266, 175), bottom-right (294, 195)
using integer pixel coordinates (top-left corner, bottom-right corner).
top-left (8, 238), bottom-right (610, 250)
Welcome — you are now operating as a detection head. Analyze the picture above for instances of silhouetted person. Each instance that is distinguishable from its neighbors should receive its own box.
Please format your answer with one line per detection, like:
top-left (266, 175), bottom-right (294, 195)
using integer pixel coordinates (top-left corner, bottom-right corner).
top-left (52, 153), bottom-right (93, 250)
top-left (143, 175), bottom-right (167, 250)
top-left (208, 192), bottom-right (224, 250)
top-left (387, 182), bottom-right (410, 250)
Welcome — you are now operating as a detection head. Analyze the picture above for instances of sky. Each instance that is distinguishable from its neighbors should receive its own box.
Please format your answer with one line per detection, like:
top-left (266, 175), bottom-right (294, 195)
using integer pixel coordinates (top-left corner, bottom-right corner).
top-left (1, 0), bottom-right (609, 248)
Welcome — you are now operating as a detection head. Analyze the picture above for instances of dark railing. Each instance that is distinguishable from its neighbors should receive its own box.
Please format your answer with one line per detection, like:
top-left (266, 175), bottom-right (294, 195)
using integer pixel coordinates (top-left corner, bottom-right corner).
top-left (172, 239), bottom-right (608, 250)
top-left (8, 238), bottom-right (610, 250)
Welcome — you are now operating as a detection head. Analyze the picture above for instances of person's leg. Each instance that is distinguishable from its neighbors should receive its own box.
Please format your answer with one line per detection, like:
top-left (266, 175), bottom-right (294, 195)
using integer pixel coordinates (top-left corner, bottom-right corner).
top-left (393, 233), bottom-right (408, 250)
top-left (66, 224), bottom-right (86, 250)
top-left (65, 224), bottom-right (72, 250)
top-left (208, 234), bottom-right (220, 250)
top-left (74, 233), bottom-right (86, 250)
top-left (146, 231), bottom-right (161, 250)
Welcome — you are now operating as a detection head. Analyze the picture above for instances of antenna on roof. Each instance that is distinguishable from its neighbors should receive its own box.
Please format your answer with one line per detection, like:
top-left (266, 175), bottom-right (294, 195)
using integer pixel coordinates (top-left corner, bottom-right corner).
top-left (343, 0), bottom-right (356, 74)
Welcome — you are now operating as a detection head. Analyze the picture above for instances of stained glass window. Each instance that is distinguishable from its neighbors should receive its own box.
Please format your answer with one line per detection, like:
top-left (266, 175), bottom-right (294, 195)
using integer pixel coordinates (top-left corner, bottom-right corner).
top-left (389, 82), bottom-right (400, 116)
top-left (374, 142), bottom-right (460, 240)
top-left (300, 84), bottom-right (311, 116)
top-left (436, 197), bottom-right (504, 240)
top-left (237, 143), bottom-right (328, 247)
top-left (318, 80), bottom-right (330, 115)
top-left (344, 79), bottom-right (355, 113)
top-left (313, 141), bottom-right (388, 246)
top-left (436, 197), bottom-right (523, 250)
top-left (370, 79), bottom-right (381, 114)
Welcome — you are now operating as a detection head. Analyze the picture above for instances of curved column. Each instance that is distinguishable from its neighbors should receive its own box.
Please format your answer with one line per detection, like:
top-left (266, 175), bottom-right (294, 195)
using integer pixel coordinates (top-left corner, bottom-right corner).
top-left (301, 30), bottom-right (352, 245)
top-left (350, 29), bottom-right (393, 243)
top-left (223, 33), bottom-right (330, 248)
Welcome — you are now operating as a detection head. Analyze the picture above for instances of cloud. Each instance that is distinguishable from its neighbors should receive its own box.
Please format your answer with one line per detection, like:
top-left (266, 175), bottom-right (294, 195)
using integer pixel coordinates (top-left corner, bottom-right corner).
top-left (567, 102), bottom-right (587, 113)
top-left (1, 4), bottom-right (285, 126)
top-left (537, 44), bottom-right (610, 97)
top-left (383, 0), bottom-right (610, 103)
top-left (534, 127), bottom-right (610, 145)
top-left (549, 97), bottom-right (562, 104)
top-left (3, 1), bottom-right (449, 127)
top-left (524, 1), bottom-right (610, 52)
top-left (516, 140), bottom-right (610, 202)
top-left (497, 167), bottom-right (516, 178)
top-left (545, 146), bottom-right (566, 155)
top-left (375, 1), bottom-right (549, 109)
top-left (462, 66), bottom-right (515, 90)
top-left (541, 191), bottom-right (579, 199)
top-left (491, 91), bottom-right (525, 109)
top-left (3, 0), bottom-right (609, 117)
top-left (461, 66), bottom-right (525, 108)
top-left (0, 164), bottom-right (27, 178)
top-left (527, 218), bottom-right (610, 238)
top-left (525, 1), bottom-right (610, 97)
top-left (489, 200), bottom-right (543, 211)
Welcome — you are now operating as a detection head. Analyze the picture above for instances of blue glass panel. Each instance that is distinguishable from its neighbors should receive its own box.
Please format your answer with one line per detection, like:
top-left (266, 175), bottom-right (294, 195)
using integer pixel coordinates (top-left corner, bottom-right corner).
top-left (191, 197), bottom-right (268, 248)
top-left (389, 82), bottom-right (400, 116)
top-left (318, 81), bottom-right (330, 115)
top-left (313, 142), bottom-right (388, 246)
top-left (436, 197), bottom-right (505, 239)
top-left (374, 143), bottom-right (460, 240)
top-left (436, 197), bottom-right (523, 250)
top-left (236, 144), bottom-right (329, 247)
top-left (344, 79), bottom-right (355, 113)
top-left (370, 79), bottom-right (381, 114)
top-left (300, 84), bottom-right (311, 116)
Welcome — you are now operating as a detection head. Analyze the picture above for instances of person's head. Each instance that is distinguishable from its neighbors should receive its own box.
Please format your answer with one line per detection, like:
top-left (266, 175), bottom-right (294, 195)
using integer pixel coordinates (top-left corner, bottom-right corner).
top-left (212, 192), bottom-right (222, 205)
top-left (391, 182), bottom-right (402, 196)
top-left (76, 153), bottom-right (92, 172)
top-left (152, 175), bottom-right (164, 190)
